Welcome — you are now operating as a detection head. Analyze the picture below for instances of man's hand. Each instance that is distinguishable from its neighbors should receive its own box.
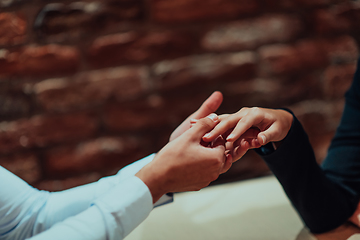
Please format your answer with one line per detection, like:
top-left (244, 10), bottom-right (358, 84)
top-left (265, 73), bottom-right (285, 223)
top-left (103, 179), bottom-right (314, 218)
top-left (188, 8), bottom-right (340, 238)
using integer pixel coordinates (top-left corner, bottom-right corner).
top-left (136, 113), bottom-right (230, 203)
top-left (169, 91), bottom-right (223, 142)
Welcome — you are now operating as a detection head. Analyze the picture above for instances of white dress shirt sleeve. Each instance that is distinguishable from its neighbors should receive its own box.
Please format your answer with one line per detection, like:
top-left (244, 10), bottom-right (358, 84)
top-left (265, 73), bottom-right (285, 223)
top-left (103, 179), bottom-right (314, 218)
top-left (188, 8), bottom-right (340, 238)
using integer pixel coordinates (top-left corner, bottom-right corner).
top-left (0, 154), bottom-right (162, 240)
top-left (27, 176), bottom-right (153, 240)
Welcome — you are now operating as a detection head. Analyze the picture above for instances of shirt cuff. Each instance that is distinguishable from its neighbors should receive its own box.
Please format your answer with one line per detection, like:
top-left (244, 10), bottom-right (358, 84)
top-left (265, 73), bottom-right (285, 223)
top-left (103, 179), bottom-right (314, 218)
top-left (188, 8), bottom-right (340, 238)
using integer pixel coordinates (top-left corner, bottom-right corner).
top-left (92, 176), bottom-right (153, 240)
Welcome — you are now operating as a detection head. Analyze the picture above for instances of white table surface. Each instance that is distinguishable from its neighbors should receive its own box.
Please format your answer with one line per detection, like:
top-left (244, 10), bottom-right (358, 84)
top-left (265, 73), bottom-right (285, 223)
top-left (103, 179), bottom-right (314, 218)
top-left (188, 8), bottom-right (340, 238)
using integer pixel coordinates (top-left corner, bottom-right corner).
top-left (125, 175), bottom-right (320, 240)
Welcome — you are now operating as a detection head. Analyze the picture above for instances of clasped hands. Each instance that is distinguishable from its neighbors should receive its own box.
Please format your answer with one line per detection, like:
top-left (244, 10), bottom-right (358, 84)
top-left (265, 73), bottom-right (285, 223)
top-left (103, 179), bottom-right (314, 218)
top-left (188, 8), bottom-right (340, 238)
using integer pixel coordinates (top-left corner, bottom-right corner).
top-left (136, 91), bottom-right (293, 203)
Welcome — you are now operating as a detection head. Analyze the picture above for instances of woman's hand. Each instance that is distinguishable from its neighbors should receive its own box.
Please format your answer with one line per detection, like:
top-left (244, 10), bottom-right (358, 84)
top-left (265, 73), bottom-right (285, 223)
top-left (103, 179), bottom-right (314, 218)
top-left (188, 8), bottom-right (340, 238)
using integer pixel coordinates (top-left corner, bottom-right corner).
top-left (202, 107), bottom-right (293, 162)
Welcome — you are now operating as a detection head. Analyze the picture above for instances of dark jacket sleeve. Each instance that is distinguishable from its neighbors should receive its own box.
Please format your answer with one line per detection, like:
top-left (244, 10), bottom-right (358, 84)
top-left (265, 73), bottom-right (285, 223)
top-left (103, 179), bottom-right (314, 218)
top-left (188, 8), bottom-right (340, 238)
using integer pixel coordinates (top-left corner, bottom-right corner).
top-left (322, 58), bottom-right (360, 197)
top-left (255, 58), bottom-right (360, 233)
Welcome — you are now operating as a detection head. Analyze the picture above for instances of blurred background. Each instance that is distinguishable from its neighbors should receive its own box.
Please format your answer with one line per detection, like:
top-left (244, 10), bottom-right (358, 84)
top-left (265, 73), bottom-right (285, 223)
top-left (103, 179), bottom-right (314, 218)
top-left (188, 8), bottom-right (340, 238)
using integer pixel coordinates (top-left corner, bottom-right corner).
top-left (0, 0), bottom-right (359, 191)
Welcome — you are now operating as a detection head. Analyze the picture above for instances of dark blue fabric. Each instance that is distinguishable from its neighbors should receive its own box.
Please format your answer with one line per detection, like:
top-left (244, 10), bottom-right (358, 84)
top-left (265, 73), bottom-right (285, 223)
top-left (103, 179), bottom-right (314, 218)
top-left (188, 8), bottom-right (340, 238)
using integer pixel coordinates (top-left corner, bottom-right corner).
top-left (255, 58), bottom-right (360, 233)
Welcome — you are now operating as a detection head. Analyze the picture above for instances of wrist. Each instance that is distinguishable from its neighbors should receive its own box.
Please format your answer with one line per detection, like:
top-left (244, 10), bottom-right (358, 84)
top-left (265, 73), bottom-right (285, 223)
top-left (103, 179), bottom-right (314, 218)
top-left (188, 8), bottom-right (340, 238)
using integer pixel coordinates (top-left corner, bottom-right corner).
top-left (135, 162), bottom-right (167, 203)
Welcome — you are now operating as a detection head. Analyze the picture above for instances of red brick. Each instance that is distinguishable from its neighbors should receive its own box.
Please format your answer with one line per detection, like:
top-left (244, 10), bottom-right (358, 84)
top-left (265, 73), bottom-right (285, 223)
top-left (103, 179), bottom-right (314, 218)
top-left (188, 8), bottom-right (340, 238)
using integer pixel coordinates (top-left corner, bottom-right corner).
top-left (104, 93), bottom-right (218, 132)
top-left (262, 0), bottom-right (297, 10)
top-left (88, 31), bottom-right (195, 69)
top-left (221, 78), bottom-right (281, 107)
top-left (0, 94), bottom-right (30, 119)
top-left (294, 0), bottom-right (331, 6)
top-left (0, 45), bottom-right (80, 78)
top-left (295, 39), bottom-right (329, 70)
top-left (104, 100), bottom-right (167, 131)
top-left (44, 137), bottom-right (141, 177)
top-left (36, 173), bottom-right (101, 191)
top-left (290, 99), bottom-right (346, 162)
top-left (313, 9), bottom-right (352, 35)
top-left (258, 36), bottom-right (358, 76)
top-left (223, 74), bottom-right (321, 107)
top-left (320, 35), bottom-right (359, 64)
top-left (150, 0), bottom-right (259, 23)
top-left (291, 100), bottom-right (342, 135)
top-left (336, 2), bottom-right (360, 29)
top-left (0, 112), bottom-right (98, 154)
top-left (258, 44), bottom-right (302, 76)
top-left (0, 153), bottom-right (41, 184)
top-left (36, 2), bottom-right (143, 37)
top-left (0, 12), bottom-right (26, 46)
top-left (322, 63), bottom-right (356, 99)
top-left (202, 15), bottom-right (303, 51)
top-left (34, 66), bottom-right (149, 112)
top-left (153, 52), bottom-right (257, 90)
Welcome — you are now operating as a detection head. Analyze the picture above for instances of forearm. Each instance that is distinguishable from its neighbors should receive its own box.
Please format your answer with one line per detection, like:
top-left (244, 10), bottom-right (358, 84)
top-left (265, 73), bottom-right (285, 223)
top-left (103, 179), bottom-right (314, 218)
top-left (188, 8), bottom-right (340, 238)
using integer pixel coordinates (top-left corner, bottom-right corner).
top-left (34, 154), bottom-right (155, 233)
top-left (28, 176), bottom-right (153, 240)
top-left (256, 115), bottom-right (358, 233)
top-left (0, 154), bottom-right (155, 239)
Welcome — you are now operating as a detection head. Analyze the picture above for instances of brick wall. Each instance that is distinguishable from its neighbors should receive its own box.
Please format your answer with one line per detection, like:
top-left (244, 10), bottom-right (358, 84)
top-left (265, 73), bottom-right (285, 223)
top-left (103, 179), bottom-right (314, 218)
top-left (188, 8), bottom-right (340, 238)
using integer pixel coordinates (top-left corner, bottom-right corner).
top-left (0, 0), bottom-right (359, 191)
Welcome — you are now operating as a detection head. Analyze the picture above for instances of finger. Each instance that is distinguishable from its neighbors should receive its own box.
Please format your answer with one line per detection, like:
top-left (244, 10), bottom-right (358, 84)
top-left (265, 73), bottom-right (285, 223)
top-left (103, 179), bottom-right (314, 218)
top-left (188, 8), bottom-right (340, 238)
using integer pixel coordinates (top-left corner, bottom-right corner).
top-left (249, 138), bottom-right (261, 149)
top-left (233, 135), bottom-right (261, 153)
top-left (169, 91), bottom-right (223, 141)
top-left (193, 91), bottom-right (223, 119)
top-left (202, 114), bottom-right (243, 142)
top-left (220, 154), bottom-right (232, 174)
top-left (190, 119), bottom-right (197, 128)
top-left (257, 123), bottom-right (282, 145)
top-left (241, 128), bottom-right (261, 139)
top-left (221, 128), bottom-right (234, 142)
top-left (190, 119), bottom-right (198, 124)
top-left (187, 113), bottom-right (219, 141)
top-left (236, 129), bottom-right (261, 147)
top-left (211, 135), bottom-right (226, 149)
top-left (226, 109), bottom-right (265, 142)
top-left (232, 142), bottom-right (250, 162)
top-left (225, 141), bottom-right (234, 152)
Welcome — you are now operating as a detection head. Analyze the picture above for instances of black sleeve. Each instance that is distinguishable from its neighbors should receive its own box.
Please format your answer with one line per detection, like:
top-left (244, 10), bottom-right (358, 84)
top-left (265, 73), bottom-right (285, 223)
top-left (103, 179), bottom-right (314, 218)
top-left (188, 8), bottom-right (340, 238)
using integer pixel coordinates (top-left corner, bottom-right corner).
top-left (256, 115), bottom-right (359, 233)
top-left (255, 58), bottom-right (360, 233)
top-left (322, 58), bottom-right (360, 197)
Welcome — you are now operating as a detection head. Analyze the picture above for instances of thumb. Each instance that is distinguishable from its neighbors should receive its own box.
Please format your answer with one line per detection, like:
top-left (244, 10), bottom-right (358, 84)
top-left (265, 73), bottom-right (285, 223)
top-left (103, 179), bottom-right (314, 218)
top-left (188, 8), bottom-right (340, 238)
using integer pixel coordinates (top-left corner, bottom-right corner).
top-left (194, 91), bottom-right (223, 119)
top-left (187, 113), bottom-right (219, 141)
top-left (257, 124), bottom-right (282, 145)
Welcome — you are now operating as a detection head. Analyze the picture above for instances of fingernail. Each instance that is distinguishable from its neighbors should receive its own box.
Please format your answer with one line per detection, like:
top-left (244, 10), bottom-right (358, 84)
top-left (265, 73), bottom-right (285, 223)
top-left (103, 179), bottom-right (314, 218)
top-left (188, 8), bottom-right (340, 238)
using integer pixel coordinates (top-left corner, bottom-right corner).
top-left (261, 135), bottom-right (266, 144)
top-left (190, 118), bottom-right (198, 123)
top-left (226, 134), bottom-right (234, 141)
top-left (207, 113), bottom-right (218, 122)
top-left (203, 133), bottom-right (211, 138)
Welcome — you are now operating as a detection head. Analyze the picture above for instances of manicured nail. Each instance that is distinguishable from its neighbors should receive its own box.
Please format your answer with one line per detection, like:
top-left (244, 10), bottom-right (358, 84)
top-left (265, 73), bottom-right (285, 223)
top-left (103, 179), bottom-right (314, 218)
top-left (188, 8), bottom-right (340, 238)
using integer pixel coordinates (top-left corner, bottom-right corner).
top-left (261, 135), bottom-right (266, 144)
top-left (190, 118), bottom-right (198, 123)
top-left (226, 134), bottom-right (234, 141)
top-left (203, 133), bottom-right (211, 138)
top-left (207, 113), bottom-right (218, 122)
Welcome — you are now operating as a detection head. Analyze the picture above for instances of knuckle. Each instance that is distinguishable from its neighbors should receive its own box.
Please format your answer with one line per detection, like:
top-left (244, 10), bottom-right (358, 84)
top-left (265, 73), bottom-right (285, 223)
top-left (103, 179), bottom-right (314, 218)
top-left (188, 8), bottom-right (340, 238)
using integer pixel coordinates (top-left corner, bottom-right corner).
top-left (251, 107), bottom-right (261, 114)
top-left (222, 120), bottom-right (233, 129)
top-left (198, 118), bottom-right (213, 128)
top-left (211, 157), bottom-right (224, 170)
top-left (210, 172), bottom-right (220, 181)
